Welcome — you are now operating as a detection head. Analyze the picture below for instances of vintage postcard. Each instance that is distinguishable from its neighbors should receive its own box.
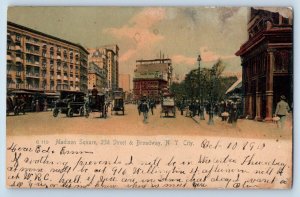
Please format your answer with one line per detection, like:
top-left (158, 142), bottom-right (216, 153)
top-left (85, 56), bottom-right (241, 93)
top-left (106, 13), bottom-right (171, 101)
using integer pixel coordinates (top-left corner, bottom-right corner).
top-left (6, 6), bottom-right (293, 189)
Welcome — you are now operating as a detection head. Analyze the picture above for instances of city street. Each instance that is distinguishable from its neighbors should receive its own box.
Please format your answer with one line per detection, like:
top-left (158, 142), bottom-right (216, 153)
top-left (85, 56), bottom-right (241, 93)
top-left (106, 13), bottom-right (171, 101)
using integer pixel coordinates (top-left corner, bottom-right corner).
top-left (7, 104), bottom-right (292, 140)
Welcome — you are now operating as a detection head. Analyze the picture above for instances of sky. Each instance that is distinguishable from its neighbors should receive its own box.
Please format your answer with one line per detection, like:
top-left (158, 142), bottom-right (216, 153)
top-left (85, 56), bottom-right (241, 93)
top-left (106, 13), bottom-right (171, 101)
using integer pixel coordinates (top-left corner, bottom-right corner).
top-left (7, 6), bottom-right (289, 80)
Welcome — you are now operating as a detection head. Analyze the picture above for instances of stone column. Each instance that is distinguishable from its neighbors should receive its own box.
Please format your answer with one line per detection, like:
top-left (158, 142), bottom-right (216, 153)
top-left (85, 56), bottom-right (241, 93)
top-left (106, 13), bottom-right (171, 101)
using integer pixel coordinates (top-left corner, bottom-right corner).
top-left (265, 49), bottom-right (275, 121)
top-left (248, 93), bottom-right (253, 119)
top-left (255, 91), bottom-right (262, 121)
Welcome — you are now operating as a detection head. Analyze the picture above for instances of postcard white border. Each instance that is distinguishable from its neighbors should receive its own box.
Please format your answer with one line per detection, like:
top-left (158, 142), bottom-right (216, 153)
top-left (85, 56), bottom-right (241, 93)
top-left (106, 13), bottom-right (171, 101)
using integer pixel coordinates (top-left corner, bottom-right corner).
top-left (0, 0), bottom-right (299, 196)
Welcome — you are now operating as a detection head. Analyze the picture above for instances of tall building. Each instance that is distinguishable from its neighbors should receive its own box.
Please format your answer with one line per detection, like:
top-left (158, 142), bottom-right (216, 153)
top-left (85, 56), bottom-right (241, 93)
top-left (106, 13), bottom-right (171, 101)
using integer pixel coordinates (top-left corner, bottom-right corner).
top-left (133, 58), bottom-right (172, 101)
top-left (7, 21), bottom-right (89, 93)
top-left (87, 48), bottom-right (107, 70)
top-left (88, 62), bottom-right (107, 93)
top-left (119, 74), bottom-right (130, 92)
top-left (235, 8), bottom-right (293, 121)
top-left (87, 45), bottom-right (119, 92)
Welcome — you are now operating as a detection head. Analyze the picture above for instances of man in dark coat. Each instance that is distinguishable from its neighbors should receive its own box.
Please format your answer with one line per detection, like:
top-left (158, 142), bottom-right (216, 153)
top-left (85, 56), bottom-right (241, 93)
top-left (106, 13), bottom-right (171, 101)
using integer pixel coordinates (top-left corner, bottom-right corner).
top-left (139, 98), bottom-right (149, 123)
top-left (91, 85), bottom-right (98, 96)
top-left (149, 99), bottom-right (155, 115)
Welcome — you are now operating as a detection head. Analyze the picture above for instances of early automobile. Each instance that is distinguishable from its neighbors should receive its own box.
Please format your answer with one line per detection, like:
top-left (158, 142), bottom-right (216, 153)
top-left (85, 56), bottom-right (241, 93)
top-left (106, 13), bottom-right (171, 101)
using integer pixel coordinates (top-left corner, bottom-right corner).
top-left (88, 93), bottom-right (108, 118)
top-left (160, 93), bottom-right (176, 118)
top-left (53, 91), bottom-right (87, 117)
top-left (111, 90), bottom-right (125, 115)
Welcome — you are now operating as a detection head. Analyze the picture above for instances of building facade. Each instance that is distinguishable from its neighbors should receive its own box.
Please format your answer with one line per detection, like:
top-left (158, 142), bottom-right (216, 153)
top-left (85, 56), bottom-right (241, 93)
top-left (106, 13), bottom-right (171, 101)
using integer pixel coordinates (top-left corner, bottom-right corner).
top-left (88, 48), bottom-right (108, 70)
top-left (119, 74), bottom-right (130, 92)
top-left (88, 62), bottom-right (107, 93)
top-left (235, 8), bottom-right (293, 121)
top-left (133, 58), bottom-right (172, 101)
top-left (133, 78), bottom-right (168, 101)
top-left (88, 45), bottom-right (119, 92)
top-left (7, 21), bottom-right (89, 93)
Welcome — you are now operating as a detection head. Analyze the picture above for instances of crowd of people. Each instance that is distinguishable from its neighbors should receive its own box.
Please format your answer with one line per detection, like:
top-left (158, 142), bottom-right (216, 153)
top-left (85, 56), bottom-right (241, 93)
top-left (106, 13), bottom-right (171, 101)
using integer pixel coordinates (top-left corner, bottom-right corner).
top-left (178, 98), bottom-right (243, 126)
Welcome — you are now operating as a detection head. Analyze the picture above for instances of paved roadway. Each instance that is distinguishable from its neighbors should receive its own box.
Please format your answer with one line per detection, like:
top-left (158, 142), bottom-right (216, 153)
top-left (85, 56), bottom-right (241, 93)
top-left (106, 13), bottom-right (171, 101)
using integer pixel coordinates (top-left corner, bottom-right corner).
top-left (7, 104), bottom-right (292, 140)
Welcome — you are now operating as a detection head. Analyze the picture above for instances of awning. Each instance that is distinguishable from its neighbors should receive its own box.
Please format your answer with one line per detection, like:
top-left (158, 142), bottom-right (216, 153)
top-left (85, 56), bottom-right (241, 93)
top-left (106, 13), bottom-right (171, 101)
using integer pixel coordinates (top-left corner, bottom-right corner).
top-left (226, 78), bottom-right (242, 95)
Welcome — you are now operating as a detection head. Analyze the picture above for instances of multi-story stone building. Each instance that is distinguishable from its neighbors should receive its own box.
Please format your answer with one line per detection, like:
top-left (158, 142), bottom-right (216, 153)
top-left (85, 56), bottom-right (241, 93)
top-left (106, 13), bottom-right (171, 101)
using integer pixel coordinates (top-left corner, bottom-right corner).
top-left (88, 48), bottom-right (108, 70)
top-left (133, 58), bottom-right (172, 101)
top-left (119, 74), bottom-right (130, 92)
top-left (87, 45), bottom-right (119, 92)
top-left (119, 74), bottom-right (132, 101)
top-left (7, 21), bottom-right (89, 93)
top-left (235, 8), bottom-right (293, 121)
top-left (88, 62), bottom-right (107, 93)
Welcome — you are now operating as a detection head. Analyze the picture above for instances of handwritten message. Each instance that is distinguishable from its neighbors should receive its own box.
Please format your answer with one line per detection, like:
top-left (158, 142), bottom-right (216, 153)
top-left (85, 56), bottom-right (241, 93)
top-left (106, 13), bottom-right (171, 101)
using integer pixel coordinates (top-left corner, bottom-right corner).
top-left (6, 135), bottom-right (292, 189)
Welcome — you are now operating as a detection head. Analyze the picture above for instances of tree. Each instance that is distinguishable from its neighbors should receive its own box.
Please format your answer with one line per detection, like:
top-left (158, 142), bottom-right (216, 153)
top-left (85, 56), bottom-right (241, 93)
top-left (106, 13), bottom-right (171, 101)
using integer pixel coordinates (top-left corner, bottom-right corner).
top-left (170, 59), bottom-right (238, 103)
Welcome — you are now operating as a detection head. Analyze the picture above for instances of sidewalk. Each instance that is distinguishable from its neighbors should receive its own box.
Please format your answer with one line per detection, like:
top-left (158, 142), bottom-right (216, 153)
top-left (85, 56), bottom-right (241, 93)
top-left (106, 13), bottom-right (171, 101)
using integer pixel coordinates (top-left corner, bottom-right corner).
top-left (190, 112), bottom-right (292, 140)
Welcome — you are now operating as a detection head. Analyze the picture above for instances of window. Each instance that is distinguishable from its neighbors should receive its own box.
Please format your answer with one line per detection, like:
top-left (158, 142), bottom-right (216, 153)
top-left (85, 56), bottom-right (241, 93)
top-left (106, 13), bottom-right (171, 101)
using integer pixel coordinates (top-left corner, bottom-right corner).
top-left (16, 34), bottom-right (21, 42)
top-left (282, 17), bottom-right (289, 24)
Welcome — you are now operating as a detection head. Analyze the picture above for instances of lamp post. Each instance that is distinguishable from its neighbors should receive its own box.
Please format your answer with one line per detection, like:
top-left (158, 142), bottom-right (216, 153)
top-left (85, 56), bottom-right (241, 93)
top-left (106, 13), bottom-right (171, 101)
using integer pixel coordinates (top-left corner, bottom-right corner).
top-left (197, 54), bottom-right (205, 120)
top-left (207, 69), bottom-right (215, 125)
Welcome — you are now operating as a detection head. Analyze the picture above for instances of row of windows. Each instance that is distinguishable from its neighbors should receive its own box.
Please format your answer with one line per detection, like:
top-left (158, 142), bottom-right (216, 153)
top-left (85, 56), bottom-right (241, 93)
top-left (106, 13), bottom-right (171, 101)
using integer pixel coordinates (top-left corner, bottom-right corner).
top-left (8, 31), bottom-right (83, 59)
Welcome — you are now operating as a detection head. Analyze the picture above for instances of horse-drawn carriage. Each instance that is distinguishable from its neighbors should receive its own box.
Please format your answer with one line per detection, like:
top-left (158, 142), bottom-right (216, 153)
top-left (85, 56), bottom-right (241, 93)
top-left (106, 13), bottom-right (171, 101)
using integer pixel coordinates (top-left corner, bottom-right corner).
top-left (53, 91), bottom-right (88, 118)
top-left (6, 90), bottom-right (27, 116)
top-left (88, 93), bottom-right (108, 118)
top-left (111, 90), bottom-right (125, 115)
top-left (160, 93), bottom-right (176, 118)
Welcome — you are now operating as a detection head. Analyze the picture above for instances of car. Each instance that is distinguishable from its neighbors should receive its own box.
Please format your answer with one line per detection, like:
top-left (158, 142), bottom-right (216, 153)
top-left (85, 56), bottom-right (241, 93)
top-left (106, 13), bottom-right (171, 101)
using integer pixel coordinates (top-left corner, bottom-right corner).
top-left (53, 91), bottom-right (87, 117)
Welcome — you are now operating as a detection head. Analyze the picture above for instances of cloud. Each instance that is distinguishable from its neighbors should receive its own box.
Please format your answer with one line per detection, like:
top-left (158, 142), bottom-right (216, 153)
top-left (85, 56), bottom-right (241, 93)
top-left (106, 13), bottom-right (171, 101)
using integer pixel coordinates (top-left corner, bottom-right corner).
top-left (130, 8), bottom-right (166, 28)
top-left (103, 8), bottom-right (166, 63)
top-left (171, 54), bottom-right (195, 65)
top-left (200, 46), bottom-right (235, 62)
top-left (218, 7), bottom-right (240, 23)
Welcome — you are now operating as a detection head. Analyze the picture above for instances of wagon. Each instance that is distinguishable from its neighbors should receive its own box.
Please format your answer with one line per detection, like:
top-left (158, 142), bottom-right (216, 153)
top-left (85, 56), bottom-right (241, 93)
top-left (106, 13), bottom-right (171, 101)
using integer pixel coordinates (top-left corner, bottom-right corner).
top-left (88, 93), bottom-right (108, 118)
top-left (111, 90), bottom-right (125, 115)
top-left (53, 91), bottom-right (87, 117)
top-left (160, 94), bottom-right (176, 118)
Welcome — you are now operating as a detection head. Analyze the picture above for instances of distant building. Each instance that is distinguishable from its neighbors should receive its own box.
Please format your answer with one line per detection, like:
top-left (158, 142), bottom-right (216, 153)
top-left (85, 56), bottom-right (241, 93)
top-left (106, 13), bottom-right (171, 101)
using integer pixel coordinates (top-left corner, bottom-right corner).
top-left (88, 62), bottom-right (107, 93)
top-left (235, 8), bottom-right (293, 121)
top-left (87, 45), bottom-right (119, 91)
top-left (133, 58), bottom-right (172, 101)
top-left (88, 48), bottom-right (108, 70)
top-left (119, 74), bottom-right (131, 92)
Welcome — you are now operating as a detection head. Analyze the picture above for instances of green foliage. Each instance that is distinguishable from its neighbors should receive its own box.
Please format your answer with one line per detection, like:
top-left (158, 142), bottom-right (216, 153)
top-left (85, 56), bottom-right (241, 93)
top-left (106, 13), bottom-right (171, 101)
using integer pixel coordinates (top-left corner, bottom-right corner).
top-left (170, 59), bottom-right (238, 102)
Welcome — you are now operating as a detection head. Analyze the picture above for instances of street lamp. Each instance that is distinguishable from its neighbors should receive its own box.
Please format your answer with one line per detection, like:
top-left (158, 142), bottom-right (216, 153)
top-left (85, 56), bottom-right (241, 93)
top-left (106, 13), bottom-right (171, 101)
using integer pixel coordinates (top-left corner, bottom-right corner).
top-left (208, 69), bottom-right (215, 125)
top-left (197, 54), bottom-right (205, 120)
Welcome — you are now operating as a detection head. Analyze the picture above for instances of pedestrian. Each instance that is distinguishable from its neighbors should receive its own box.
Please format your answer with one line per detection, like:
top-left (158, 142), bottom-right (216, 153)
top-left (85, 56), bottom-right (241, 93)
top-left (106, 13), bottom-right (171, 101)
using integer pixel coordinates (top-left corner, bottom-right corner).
top-left (231, 102), bottom-right (238, 127)
top-left (92, 85), bottom-right (98, 96)
top-left (275, 95), bottom-right (290, 129)
top-left (227, 101), bottom-right (233, 124)
top-left (189, 101), bottom-right (195, 117)
top-left (137, 100), bottom-right (141, 115)
top-left (180, 100), bottom-right (185, 116)
top-left (195, 100), bottom-right (200, 116)
top-left (44, 99), bottom-right (48, 111)
top-left (139, 98), bottom-right (149, 123)
top-left (35, 99), bottom-right (40, 112)
top-left (149, 99), bottom-right (155, 115)
top-left (84, 95), bottom-right (89, 116)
